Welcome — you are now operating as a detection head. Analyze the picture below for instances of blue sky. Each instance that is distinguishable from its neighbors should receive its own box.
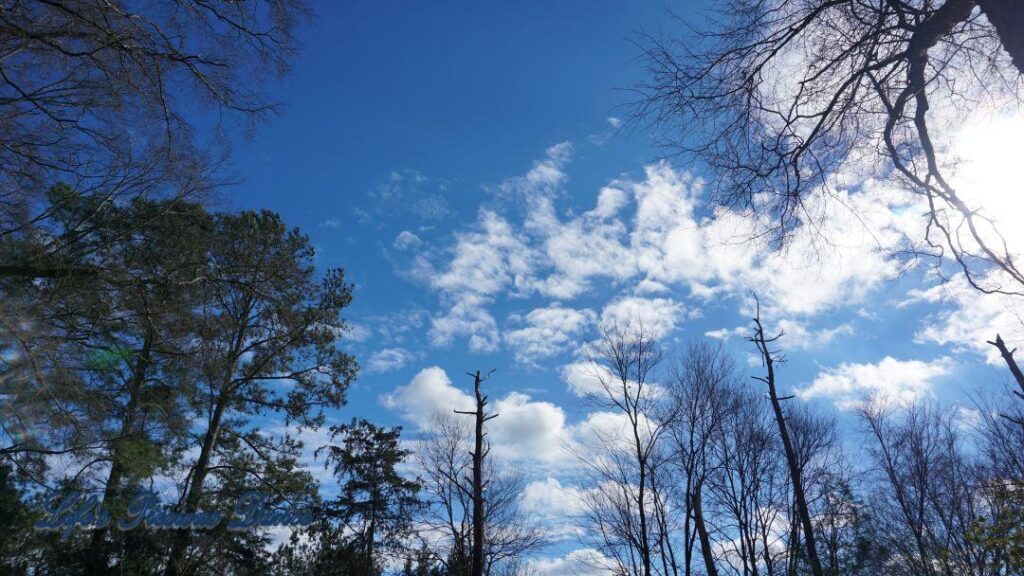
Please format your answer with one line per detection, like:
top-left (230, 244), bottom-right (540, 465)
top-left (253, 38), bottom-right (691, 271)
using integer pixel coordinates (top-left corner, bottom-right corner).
top-left (213, 1), bottom-right (1024, 571)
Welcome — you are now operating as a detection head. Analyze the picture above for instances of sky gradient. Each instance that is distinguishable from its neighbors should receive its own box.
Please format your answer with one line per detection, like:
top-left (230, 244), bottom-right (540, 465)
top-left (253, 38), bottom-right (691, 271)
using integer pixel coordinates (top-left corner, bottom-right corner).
top-left (210, 1), bottom-right (1024, 572)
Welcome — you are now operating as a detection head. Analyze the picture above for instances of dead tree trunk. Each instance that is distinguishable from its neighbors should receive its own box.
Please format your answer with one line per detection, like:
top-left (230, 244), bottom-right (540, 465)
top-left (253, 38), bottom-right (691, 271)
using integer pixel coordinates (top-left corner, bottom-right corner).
top-left (748, 297), bottom-right (825, 576)
top-left (988, 334), bottom-right (1024, 397)
top-left (986, 334), bottom-right (1024, 426)
top-left (455, 370), bottom-right (498, 576)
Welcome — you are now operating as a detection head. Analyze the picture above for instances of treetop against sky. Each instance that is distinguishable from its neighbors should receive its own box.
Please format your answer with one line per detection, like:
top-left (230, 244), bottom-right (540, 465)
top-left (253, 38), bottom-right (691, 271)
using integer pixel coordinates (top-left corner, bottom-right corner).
top-left (3, 0), bottom-right (1024, 574)
top-left (213, 1), bottom-right (1024, 570)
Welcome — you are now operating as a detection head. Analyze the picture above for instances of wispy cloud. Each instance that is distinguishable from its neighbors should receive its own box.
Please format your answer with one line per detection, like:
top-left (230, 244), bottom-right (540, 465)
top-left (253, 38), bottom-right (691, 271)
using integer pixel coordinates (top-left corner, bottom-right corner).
top-left (365, 347), bottom-right (418, 373)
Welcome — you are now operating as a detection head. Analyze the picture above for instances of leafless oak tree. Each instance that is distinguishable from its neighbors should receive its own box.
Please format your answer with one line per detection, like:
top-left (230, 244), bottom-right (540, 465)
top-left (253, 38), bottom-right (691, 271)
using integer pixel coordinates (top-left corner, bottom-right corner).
top-left (639, 0), bottom-right (1024, 294)
top-left (859, 401), bottom-right (1008, 576)
top-left (574, 322), bottom-right (670, 576)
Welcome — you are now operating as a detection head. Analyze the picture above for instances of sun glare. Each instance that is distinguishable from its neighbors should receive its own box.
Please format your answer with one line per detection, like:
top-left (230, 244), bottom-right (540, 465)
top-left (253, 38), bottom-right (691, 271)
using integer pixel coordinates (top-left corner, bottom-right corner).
top-left (950, 111), bottom-right (1024, 257)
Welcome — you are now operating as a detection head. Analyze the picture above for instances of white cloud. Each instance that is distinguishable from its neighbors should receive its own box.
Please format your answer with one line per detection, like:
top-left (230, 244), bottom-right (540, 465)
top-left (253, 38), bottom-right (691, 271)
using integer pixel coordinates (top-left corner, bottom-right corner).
top-left (570, 410), bottom-right (661, 455)
top-left (381, 368), bottom-right (571, 464)
top-left (774, 319), bottom-right (854, 350)
top-left (705, 326), bottom-right (746, 341)
top-left (799, 356), bottom-right (954, 409)
top-left (606, 116), bottom-right (623, 129)
top-left (520, 477), bottom-right (585, 542)
top-left (491, 141), bottom-right (573, 202)
top-left (504, 304), bottom-right (596, 364)
top-left (433, 210), bottom-right (534, 298)
top-left (393, 230), bottom-right (422, 251)
top-left (529, 200), bottom-right (635, 299)
top-left (560, 361), bottom-right (615, 397)
top-left (592, 186), bottom-right (628, 219)
top-left (521, 477), bottom-right (584, 518)
top-left (380, 367), bottom-right (473, 428)
top-left (489, 392), bottom-right (571, 463)
top-left (600, 296), bottom-right (687, 339)
top-left (429, 211), bottom-right (533, 352)
top-left (429, 293), bottom-right (500, 353)
top-left (365, 347), bottom-right (417, 373)
top-left (937, 111), bottom-right (1024, 278)
top-left (909, 273), bottom-right (1024, 364)
top-left (529, 548), bottom-right (619, 576)
top-left (420, 144), bottom-right (915, 354)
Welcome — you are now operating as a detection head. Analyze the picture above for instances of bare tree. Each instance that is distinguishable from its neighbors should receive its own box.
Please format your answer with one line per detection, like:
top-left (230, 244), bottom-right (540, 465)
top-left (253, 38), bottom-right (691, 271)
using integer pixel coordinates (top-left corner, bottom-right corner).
top-left (859, 401), bottom-right (1004, 576)
top-left (416, 411), bottom-right (544, 576)
top-left (454, 370), bottom-right (500, 576)
top-left (573, 322), bottom-right (671, 576)
top-left (786, 405), bottom-right (871, 576)
top-left (663, 341), bottom-right (741, 576)
top-left (418, 412), bottom-right (474, 573)
top-left (748, 299), bottom-right (825, 576)
top-left (702, 383), bottom-right (790, 576)
top-left (638, 0), bottom-right (1024, 294)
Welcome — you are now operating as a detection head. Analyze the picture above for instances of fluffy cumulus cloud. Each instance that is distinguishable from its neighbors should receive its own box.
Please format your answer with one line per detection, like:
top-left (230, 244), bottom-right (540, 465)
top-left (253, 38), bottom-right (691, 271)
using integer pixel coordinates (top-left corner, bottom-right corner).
top-left (419, 143), bottom-right (917, 354)
top-left (570, 409), bottom-right (663, 456)
top-left (381, 367), bottom-right (571, 463)
top-left (560, 361), bottom-right (615, 397)
top-left (521, 477), bottom-right (584, 519)
top-left (489, 392), bottom-right (571, 462)
top-left (600, 296), bottom-right (687, 339)
top-left (520, 477), bottom-right (590, 544)
top-left (504, 304), bottom-right (596, 365)
top-left (380, 367), bottom-right (474, 427)
top-left (799, 356), bottom-right (954, 409)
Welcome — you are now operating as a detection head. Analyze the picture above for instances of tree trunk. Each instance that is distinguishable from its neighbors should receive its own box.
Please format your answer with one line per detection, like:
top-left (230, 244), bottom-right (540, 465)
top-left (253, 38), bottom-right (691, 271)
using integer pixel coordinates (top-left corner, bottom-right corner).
top-left (164, 310), bottom-right (250, 576)
top-left (634, 425), bottom-right (653, 576)
top-left (978, 0), bottom-right (1024, 75)
top-left (455, 370), bottom-right (498, 576)
top-left (164, 390), bottom-right (229, 576)
top-left (84, 328), bottom-right (154, 576)
top-left (988, 334), bottom-right (1024, 396)
top-left (470, 373), bottom-right (485, 576)
top-left (750, 309), bottom-right (825, 576)
top-left (692, 481), bottom-right (718, 576)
